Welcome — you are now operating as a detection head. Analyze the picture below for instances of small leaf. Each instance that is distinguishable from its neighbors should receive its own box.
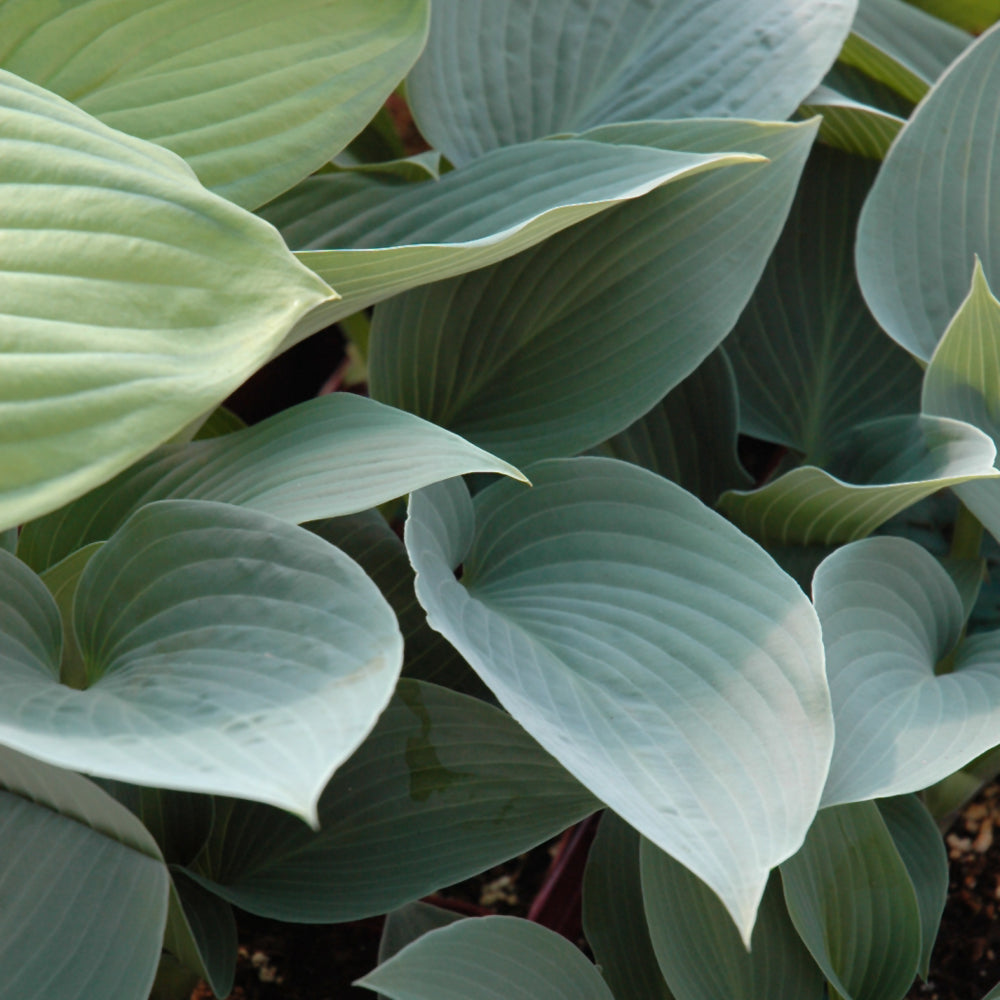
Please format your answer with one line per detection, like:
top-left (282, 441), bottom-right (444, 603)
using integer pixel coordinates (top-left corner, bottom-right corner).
top-left (856, 18), bottom-right (1000, 360)
top-left (781, 801), bottom-right (922, 1000)
top-left (583, 813), bottom-right (674, 1000)
top-left (0, 746), bottom-right (169, 1000)
top-left (0, 69), bottom-right (334, 530)
top-left (406, 458), bottom-right (832, 940)
top-left (904, 0), bottom-right (1000, 33)
top-left (186, 680), bottom-right (598, 923)
top-left (357, 916), bottom-right (616, 1000)
top-left (640, 848), bottom-right (824, 1000)
top-left (798, 84), bottom-right (904, 160)
top-left (813, 535), bottom-right (1000, 806)
top-left (0, 501), bottom-right (403, 821)
top-left (16, 392), bottom-right (522, 574)
top-left (405, 0), bottom-right (856, 165)
top-left (0, 0), bottom-right (431, 209)
top-left (719, 415), bottom-right (999, 546)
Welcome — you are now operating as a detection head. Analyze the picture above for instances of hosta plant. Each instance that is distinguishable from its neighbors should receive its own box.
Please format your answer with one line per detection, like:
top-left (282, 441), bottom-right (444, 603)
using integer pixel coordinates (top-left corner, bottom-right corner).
top-left (3, 1), bottom-right (1000, 998)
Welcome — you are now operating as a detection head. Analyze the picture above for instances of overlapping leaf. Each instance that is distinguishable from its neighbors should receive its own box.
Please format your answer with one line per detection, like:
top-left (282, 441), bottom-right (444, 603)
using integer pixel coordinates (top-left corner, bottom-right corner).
top-left (266, 137), bottom-right (766, 321)
top-left (406, 0), bottom-right (856, 165)
top-left (798, 84), bottom-right (904, 160)
top-left (406, 458), bottom-right (833, 940)
top-left (781, 801), bottom-right (922, 1000)
top-left (640, 850), bottom-right (824, 1000)
top-left (841, 0), bottom-right (971, 101)
top-left (719, 415), bottom-right (999, 546)
top-left (370, 119), bottom-right (817, 466)
top-left (187, 681), bottom-right (598, 922)
top-left (16, 393), bottom-right (522, 574)
top-left (0, 500), bottom-right (403, 820)
top-left (856, 19), bottom-right (1000, 360)
top-left (814, 536), bottom-right (1000, 806)
top-left (0, 70), bottom-right (334, 531)
top-left (357, 917), bottom-right (615, 1000)
top-left (905, 0), bottom-right (1000, 33)
top-left (0, 0), bottom-right (430, 209)
top-left (0, 746), bottom-right (169, 1000)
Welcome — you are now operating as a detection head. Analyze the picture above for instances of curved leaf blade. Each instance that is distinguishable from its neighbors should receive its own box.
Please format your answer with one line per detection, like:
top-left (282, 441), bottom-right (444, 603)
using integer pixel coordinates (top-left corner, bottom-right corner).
top-left (406, 0), bottom-right (855, 165)
top-left (780, 801), bottom-right (922, 1000)
top-left (16, 393), bottom-right (523, 574)
top-left (0, 746), bottom-right (169, 1000)
top-left (640, 848), bottom-right (825, 1000)
top-left (719, 415), bottom-right (999, 546)
top-left (798, 84), bottom-right (904, 160)
top-left (275, 137), bottom-right (766, 321)
top-left (814, 535), bottom-right (1000, 806)
top-left (357, 916), bottom-right (615, 1000)
top-left (0, 501), bottom-right (403, 821)
top-left (0, 69), bottom-right (334, 531)
top-left (856, 18), bottom-right (1000, 360)
top-left (370, 119), bottom-right (817, 466)
top-left (406, 458), bottom-right (833, 940)
top-left (187, 680), bottom-right (598, 922)
top-left (0, 0), bottom-right (430, 209)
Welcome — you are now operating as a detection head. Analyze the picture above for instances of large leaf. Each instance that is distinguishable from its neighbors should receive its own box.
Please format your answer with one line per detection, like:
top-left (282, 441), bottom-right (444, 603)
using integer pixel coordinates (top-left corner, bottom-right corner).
top-left (406, 458), bottom-right (833, 941)
top-left (727, 145), bottom-right (922, 464)
top-left (640, 850), bottom-right (825, 1000)
top-left (268, 137), bottom-right (765, 322)
top-left (780, 801), bottom-right (922, 1000)
top-left (0, 0), bottom-right (430, 209)
top-left (877, 795), bottom-right (948, 979)
top-left (0, 500), bottom-right (402, 821)
top-left (923, 262), bottom-right (1000, 545)
top-left (856, 19), bottom-right (1000, 360)
top-left (405, 0), bottom-right (856, 165)
top-left (16, 392), bottom-right (522, 574)
top-left (0, 746), bottom-right (169, 1000)
top-left (719, 415), bottom-right (999, 546)
top-left (0, 69), bottom-right (334, 532)
top-left (595, 348), bottom-right (751, 505)
top-left (841, 0), bottom-right (972, 101)
top-left (370, 119), bottom-right (818, 467)
top-left (813, 535), bottom-right (1000, 806)
top-left (583, 813), bottom-right (674, 1000)
top-left (187, 680), bottom-right (598, 922)
top-left (905, 0), bottom-right (1000, 33)
top-left (357, 916), bottom-right (615, 1000)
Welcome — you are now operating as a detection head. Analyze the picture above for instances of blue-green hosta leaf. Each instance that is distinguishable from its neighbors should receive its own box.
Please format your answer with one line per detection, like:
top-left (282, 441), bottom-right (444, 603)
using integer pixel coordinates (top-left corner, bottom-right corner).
top-left (186, 680), bottom-right (598, 922)
top-left (268, 138), bottom-right (765, 322)
top-left (719, 415), bottom-right (999, 546)
top-left (16, 393), bottom-right (522, 574)
top-left (405, 0), bottom-right (855, 166)
top-left (0, 500), bottom-right (403, 821)
top-left (357, 916), bottom-right (615, 1000)
top-left (841, 0), bottom-right (972, 101)
top-left (583, 813), bottom-right (674, 1000)
top-left (856, 19), bottom-right (1000, 360)
top-left (923, 262), bottom-right (1000, 546)
top-left (877, 795), bottom-right (948, 979)
top-left (370, 119), bottom-right (817, 467)
top-left (640, 850), bottom-right (824, 1000)
top-left (814, 536), bottom-right (1000, 806)
top-left (0, 70), bottom-right (334, 532)
top-left (406, 458), bottom-right (833, 941)
top-left (906, 0), bottom-right (1000, 33)
top-left (728, 145), bottom-right (922, 464)
top-left (0, 0), bottom-right (430, 210)
top-left (798, 83), bottom-right (905, 159)
top-left (0, 746), bottom-right (169, 1000)
top-left (780, 801), bottom-right (922, 1000)
top-left (378, 902), bottom-right (464, 966)
top-left (595, 348), bottom-right (750, 506)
